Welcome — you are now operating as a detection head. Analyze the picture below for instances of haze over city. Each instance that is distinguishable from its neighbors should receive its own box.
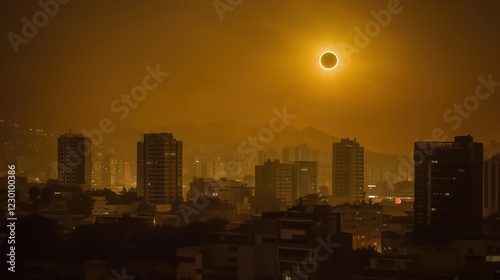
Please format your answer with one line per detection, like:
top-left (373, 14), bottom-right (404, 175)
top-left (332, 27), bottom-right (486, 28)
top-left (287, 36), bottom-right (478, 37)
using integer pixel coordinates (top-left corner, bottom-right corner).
top-left (1, 0), bottom-right (500, 154)
top-left (1, 1), bottom-right (500, 279)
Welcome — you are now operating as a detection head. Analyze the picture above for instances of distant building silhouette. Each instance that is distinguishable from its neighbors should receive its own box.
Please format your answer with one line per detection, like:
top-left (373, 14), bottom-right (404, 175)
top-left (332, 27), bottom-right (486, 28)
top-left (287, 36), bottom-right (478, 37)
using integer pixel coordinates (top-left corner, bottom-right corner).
top-left (91, 145), bottom-right (125, 190)
top-left (137, 133), bottom-right (182, 204)
top-left (332, 138), bottom-right (364, 204)
top-left (484, 153), bottom-right (500, 217)
top-left (414, 135), bottom-right (483, 239)
top-left (57, 133), bottom-right (92, 188)
top-left (137, 141), bottom-right (145, 197)
top-left (282, 143), bottom-right (319, 163)
top-left (294, 160), bottom-right (318, 199)
top-left (188, 177), bottom-right (254, 218)
top-left (255, 159), bottom-right (294, 211)
top-left (92, 148), bottom-right (108, 190)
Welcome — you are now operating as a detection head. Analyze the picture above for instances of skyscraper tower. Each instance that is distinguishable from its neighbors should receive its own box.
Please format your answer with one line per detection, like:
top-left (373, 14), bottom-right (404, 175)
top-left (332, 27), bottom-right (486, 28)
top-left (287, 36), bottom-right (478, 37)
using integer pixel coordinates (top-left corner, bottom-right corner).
top-left (484, 153), bottom-right (500, 217)
top-left (414, 135), bottom-right (483, 238)
top-left (137, 141), bottom-right (145, 197)
top-left (57, 133), bottom-right (92, 188)
top-left (332, 138), bottom-right (364, 204)
top-left (137, 133), bottom-right (182, 204)
top-left (255, 159), bottom-right (294, 211)
top-left (294, 161), bottom-right (318, 199)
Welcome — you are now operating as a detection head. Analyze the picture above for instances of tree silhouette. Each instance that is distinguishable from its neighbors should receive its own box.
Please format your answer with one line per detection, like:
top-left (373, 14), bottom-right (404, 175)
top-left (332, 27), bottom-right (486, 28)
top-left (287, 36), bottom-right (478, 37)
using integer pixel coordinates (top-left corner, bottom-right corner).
top-left (40, 186), bottom-right (53, 203)
top-left (15, 214), bottom-right (62, 261)
top-left (67, 193), bottom-right (94, 215)
top-left (28, 186), bottom-right (41, 202)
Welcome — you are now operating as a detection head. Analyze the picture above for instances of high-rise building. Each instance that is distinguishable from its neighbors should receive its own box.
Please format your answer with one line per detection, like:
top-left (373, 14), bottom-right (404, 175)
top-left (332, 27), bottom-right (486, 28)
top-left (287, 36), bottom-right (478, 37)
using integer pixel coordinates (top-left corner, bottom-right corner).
top-left (108, 157), bottom-right (124, 189)
top-left (91, 148), bottom-right (108, 190)
top-left (137, 133), bottom-right (182, 204)
top-left (91, 143), bottom-right (129, 191)
top-left (255, 159), bottom-right (294, 211)
top-left (57, 133), bottom-right (92, 188)
top-left (294, 161), bottom-right (318, 199)
top-left (332, 138), bottom-right (364, 204)
top-left (282, 143), bottom-right (319, 163)
top-left (414, 135), bottom-right (483, 238)
top-left (137, 142), bottom-right (145, 197)
top-left (484, 153), bottom-right (500, 217)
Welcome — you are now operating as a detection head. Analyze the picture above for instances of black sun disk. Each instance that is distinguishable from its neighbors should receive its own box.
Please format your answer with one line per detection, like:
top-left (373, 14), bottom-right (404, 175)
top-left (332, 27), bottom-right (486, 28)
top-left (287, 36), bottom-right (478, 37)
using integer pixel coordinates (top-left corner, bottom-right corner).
top-left (320, 51), bottom-right (338, 70)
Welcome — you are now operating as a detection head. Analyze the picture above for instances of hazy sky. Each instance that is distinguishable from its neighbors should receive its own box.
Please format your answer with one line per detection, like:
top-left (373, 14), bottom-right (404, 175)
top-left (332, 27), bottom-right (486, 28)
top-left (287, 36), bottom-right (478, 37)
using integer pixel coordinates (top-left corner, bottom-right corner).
top-left (1, 0), bottom-right (500, 154)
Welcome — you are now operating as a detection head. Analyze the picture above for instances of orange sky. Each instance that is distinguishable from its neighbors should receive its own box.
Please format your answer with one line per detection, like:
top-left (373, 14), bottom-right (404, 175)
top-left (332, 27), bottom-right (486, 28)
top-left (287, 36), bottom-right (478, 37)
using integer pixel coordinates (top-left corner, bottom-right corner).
top-left (1, 0), bottom-right (500, 154)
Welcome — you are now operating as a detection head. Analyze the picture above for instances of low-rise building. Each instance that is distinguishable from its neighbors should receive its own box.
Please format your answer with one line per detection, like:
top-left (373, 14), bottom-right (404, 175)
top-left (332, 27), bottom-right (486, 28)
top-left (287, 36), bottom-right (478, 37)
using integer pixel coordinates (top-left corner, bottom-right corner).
top-left (176, 246), bottom-right (202, 280)
top-left (200, 205), bottom-right (353, 280)
top-left (332, 202), bottom-right (383, 252)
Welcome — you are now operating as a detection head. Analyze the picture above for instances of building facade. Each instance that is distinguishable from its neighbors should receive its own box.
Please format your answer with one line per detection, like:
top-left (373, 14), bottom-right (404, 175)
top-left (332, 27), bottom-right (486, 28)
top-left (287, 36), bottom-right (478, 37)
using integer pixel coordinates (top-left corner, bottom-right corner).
top-left (57, 133), bottom-right (92, 188)
top-left (255, 159), bottom-right (294, 211)
top-left (332, 203), bottom-right (383, 252)
top-left (137, 133), bottom-right (182, 204)
top-left (332, 138), bottom-right (364, 204)
top-left (201, 206), bottom-right (352, 280)
top-left (484, 154), bottom-right (500, 217)
top-left (294, 161), bottom-right (318, 200)
top-left (414, 135), bottom-right (483, 238)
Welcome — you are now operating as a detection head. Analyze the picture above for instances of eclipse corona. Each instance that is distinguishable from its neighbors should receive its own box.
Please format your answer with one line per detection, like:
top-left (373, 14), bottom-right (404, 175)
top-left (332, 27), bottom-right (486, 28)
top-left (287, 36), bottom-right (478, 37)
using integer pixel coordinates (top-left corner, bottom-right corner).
top-left (319, 51), bottom-right (338, 70)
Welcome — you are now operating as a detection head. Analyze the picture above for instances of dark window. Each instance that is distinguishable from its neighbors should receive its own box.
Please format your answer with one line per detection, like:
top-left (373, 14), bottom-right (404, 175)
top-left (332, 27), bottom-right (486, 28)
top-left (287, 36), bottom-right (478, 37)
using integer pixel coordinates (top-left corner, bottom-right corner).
top-left (178, 257), bottom-right (195, 263)
top-left (228, 246), bottom-right (238, 253)
top-left (487, 245), bottom-right (494, 255)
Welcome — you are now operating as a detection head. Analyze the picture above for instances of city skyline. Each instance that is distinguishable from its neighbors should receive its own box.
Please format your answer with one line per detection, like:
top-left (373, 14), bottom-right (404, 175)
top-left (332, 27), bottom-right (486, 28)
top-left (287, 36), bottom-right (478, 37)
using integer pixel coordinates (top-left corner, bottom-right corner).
top-left (6, 129), bottom-right (500, 278)
top-left (2, 0), bottom-right (500, 279)
top-left (1, 1), bottom-right (500, 155)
